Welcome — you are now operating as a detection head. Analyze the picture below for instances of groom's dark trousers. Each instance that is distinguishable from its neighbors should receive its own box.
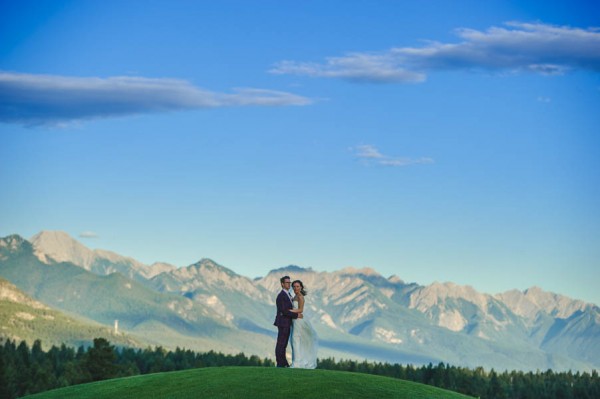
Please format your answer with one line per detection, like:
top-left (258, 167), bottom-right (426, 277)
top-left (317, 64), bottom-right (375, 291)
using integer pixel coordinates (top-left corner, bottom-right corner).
top-left (274, 290), bottom-right (298, 367)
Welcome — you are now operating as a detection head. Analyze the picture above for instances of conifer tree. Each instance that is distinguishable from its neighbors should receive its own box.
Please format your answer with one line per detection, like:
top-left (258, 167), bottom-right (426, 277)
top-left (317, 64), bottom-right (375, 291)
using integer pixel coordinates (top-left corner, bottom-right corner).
top-left (0, 344), bottom-right (11, 399)
top-left (83, 338), bottom-right (118, 381)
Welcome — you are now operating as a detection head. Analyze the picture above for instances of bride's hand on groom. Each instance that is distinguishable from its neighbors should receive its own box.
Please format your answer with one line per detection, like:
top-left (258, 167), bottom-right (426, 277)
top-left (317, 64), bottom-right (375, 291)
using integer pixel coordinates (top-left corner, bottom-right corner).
top-left (298, 313), bottom-right (303, 318)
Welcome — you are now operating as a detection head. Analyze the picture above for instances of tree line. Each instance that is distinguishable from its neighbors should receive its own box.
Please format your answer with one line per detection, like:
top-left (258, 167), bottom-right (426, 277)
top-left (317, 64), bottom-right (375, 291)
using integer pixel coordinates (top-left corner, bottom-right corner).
top-left (317, 357), bottom-right (599, 399)
top-left (0, 338), bottom-right (598, 399)
top-left (0, 338), bottom-right (273, 398)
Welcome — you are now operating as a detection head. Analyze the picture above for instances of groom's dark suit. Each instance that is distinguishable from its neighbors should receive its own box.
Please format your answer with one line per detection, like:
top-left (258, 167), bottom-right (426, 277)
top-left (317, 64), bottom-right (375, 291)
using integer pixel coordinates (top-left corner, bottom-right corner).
top-left (274, 289), bottom-right (298, 367)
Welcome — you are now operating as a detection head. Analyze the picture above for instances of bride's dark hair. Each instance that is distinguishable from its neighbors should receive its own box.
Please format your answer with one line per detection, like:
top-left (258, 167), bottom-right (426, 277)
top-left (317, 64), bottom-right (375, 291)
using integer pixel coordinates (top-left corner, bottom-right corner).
top-left (292, 280), bottom-right (307, 296)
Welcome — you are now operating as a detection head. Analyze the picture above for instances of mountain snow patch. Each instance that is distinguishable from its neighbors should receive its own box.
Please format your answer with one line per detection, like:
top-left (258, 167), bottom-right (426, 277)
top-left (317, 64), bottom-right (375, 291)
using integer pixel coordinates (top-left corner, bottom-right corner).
top-left (375, 327), bottom-right (402, 344)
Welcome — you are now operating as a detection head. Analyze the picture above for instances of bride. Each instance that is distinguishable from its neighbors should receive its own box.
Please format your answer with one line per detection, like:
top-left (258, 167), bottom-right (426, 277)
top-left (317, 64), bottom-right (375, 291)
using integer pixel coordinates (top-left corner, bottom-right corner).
top-left (289, 280), bottom-right (318, 369)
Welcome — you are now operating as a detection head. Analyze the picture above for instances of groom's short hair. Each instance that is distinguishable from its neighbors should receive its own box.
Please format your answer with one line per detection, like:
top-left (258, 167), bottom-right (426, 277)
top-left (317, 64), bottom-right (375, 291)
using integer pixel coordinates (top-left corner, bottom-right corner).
top-left (280, 276), bottom-right (290, 284)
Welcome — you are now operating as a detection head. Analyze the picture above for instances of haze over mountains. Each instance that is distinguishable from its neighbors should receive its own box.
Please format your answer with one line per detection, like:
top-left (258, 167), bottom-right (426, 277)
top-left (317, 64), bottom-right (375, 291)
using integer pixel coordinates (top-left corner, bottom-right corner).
top-left (1, 231), bottom-right (598, 371)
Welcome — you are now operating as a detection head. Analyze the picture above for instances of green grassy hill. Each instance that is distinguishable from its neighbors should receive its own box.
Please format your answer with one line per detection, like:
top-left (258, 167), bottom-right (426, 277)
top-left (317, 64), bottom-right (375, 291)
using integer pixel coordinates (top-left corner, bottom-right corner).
top-left (24, 367), bottom-right (474, 399)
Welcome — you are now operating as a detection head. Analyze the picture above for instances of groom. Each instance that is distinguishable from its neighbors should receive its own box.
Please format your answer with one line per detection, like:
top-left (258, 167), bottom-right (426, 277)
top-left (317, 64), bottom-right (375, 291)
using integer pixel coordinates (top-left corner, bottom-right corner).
top-left (274, 275), bottom-right (302, 367)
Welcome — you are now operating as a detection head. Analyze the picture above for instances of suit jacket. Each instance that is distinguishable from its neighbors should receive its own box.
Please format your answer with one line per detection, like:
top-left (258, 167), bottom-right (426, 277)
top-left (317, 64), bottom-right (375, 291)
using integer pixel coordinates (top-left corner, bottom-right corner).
top-left (274, 289), bottom-right (298, 327)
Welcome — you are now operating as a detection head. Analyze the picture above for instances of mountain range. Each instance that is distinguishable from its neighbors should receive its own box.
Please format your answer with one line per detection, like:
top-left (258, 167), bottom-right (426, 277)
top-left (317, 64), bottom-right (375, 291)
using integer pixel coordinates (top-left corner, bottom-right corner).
top-left (1, 231), bottom-right (598, 371)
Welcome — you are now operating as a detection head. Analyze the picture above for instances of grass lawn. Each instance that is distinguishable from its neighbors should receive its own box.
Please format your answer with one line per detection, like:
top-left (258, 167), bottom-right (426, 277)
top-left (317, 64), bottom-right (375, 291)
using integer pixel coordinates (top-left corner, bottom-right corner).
top-left (24, 366), bottom-right (475, 399)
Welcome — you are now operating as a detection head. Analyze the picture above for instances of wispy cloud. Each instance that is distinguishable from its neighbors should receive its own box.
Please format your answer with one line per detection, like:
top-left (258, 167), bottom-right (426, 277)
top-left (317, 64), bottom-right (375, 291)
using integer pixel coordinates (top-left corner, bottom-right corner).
top-left (354, 144), bottom-right (385, 159)
top-left (79, 231), bottom-right (99, 239)
top-left (0, 72), bottom-right (312, 126)
top-left (271, 22), bottom-right (600, 83)
top-left (272, 55), bottom-right (426, 83)
top-left (352, 144), bottom-right (434, 167)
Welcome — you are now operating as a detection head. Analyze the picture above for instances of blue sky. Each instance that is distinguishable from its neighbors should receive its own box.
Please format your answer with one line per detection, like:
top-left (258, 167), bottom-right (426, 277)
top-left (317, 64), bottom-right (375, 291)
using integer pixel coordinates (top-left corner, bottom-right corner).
top-left (1, 0), bottom-right (599, 304)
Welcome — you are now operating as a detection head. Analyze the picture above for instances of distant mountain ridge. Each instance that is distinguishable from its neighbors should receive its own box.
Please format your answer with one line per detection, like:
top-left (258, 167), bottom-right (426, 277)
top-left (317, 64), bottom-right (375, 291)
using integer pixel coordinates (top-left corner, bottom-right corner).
top-left (30, 231), bottom-right (176, 281)
top-left (1, 231), bottom-right (598, 371)
top-left (0, 234), bottom-right (272, 355)
top-left (497, 286), bottom-right (592, 319)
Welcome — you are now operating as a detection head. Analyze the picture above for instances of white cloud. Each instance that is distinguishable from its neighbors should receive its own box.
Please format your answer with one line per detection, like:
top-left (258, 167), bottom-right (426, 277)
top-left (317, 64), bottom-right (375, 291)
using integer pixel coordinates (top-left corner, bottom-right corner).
top-left (352, 144), bottom-right (433, 167)
top-left (221, 88), bottom-right (311, 106)
top-left (271, 55), bottom-right (426, 83)
top-left (271, 22), bottom-right (600, 83)
top-left (354, 144), bottom-right (385, 159)
top-left (0, 72), bottom-right (312, 126)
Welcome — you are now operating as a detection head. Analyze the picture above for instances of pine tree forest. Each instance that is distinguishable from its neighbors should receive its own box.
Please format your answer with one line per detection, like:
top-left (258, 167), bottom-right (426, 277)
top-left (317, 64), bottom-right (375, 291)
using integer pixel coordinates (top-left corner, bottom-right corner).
top-left (1, 338), bottom-right (598, 399)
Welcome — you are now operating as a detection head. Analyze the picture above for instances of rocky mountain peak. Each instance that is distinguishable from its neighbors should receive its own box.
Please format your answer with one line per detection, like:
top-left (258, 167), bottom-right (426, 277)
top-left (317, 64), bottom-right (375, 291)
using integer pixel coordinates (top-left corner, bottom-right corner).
top-left (257, 265), bottom-right (318, 293)
top-left (497, 286), bottom-right (588, 319)
top-left (147, 262), bottom-right (177, 277)
top-left (30, 230), bottom-right (95, 268)
top-left (159, 258), bottom-right (263, 298)
top-left (336, 266), bottom-right (398, 288)
top-left (0, 234), bottom-right (26, 246)
top-left (28, 231), bottom-right (165, 280)
top-left (409, 281), bottom-right (491, 312)
top-left (268, 265), bottom-right (312, 275)
top-left (0, 234), bottom-right (30, 259)
top-left (188, 258), bottom-right (235, 275)
top-left (195, 258), bottom-right (220, 268)
top-left (174, 258), bottom-right (240, 284)
top-left (387, 275), bottom-right (405, 284)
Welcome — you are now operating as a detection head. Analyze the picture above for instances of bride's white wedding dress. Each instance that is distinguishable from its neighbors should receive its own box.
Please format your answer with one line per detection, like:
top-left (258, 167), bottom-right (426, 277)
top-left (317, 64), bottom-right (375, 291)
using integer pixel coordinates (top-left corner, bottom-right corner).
top-left (290, 299), bottom-right (318, 369)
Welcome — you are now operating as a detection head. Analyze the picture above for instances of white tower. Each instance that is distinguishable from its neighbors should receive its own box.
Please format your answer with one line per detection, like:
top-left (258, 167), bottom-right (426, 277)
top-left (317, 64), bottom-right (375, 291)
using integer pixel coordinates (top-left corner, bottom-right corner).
top-left (114, 319), bottom-right (119, 335)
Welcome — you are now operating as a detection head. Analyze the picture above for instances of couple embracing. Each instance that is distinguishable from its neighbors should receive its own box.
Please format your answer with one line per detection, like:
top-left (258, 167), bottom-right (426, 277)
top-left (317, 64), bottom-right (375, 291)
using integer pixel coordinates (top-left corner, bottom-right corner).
top-left (274, 276), bottom-right (318, 368)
